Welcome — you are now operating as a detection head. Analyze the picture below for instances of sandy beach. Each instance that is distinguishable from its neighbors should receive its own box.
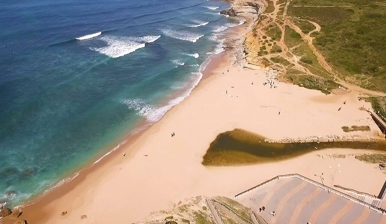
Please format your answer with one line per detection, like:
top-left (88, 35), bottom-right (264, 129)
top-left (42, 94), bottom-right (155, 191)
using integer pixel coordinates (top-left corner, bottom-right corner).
top-left (16, 1), bottom-right (386, 223)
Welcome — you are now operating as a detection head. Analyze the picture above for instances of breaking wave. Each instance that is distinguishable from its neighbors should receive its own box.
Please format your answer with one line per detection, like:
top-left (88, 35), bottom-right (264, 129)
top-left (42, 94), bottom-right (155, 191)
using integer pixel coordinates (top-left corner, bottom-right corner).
top-left (161, 29), bottom-right (203, 43)
top-left (185, 20), bottom-right (209, 28)
top-left (76, 32), bottom-right (102, 40)
top-left (213, 25), bottom-right (229, 33)
top-left (128, 35), bottom-right (161, 43)
top-left (184, 53), bottom-right (199, 58)
top-left (205, 6), bottom-right (219, 11)
top-left (121, 72), bottom-right (202, 122)
top-left (171, 59), bottom-right (185, 66)
top-left (90, 35), bottom-right (160, 58)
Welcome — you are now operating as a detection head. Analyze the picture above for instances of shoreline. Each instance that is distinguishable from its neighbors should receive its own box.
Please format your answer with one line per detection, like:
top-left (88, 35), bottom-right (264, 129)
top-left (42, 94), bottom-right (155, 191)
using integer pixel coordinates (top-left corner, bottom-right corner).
top-left (15, 1), bottom-right (258, 220)
top-left (14, 0), bottom-right (253, 216)
top-left (11, 5), bottom-right (245, 210)
top-left (16, 1), bottom-right (386, 223)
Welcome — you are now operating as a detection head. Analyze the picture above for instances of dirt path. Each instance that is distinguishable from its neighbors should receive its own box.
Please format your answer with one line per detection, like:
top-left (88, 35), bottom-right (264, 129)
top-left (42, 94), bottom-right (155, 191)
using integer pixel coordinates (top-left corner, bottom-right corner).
top-left (244, 0), bottom-right (386, 97)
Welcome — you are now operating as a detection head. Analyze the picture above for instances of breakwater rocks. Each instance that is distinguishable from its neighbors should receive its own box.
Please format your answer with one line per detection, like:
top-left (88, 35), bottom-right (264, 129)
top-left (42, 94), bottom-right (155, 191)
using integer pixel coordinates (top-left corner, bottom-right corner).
top-left (0, 205), bottom-right (28, 224)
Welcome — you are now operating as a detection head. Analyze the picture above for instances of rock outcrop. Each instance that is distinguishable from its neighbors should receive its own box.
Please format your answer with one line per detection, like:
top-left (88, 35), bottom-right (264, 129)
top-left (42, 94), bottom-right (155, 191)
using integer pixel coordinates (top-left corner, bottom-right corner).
top-left (246, 2), bottom-right (260, 13)
top-left (220, 8), bottom-right (237, 17)
top-left (0, 206), bottom-right (12, 218)
top-left (0, 206), bottom-right (28, 224)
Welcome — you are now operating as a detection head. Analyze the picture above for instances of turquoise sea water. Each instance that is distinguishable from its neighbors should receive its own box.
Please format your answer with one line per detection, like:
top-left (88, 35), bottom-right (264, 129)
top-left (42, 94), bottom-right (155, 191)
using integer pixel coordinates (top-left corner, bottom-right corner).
top-left (0, 0), bottom-right (243, 206)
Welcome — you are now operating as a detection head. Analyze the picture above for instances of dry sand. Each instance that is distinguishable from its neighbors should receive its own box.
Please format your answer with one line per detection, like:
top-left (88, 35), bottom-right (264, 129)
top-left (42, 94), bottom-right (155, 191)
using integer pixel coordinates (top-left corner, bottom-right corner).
top-left (19, 2), bottom-right (386, 224)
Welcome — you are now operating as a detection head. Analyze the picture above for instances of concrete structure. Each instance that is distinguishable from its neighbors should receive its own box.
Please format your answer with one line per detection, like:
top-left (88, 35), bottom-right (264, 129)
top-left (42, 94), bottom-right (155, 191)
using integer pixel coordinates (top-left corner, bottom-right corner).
top-left (235, 174), bottom-right (386, 224)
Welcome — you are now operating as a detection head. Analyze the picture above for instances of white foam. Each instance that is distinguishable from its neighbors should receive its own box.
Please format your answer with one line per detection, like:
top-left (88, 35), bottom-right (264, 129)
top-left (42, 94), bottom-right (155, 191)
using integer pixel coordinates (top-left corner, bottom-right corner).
top-left (121, 98), bottom-right (154, 118)
top-left (93, 139), bottom-right (128, 164)
top-left (41, 171), bottom-right (80, 196)
top-left (130, 35), bottom-right (161, 43)
top-left (161, 29), bottom-right (203, 43)
top-left (91, 36), bottom-right (145, 58)
top-left (228, 18), bottom-right (246, 27)
top-left (213, 25), bottom-right (229, 33)
top-left (146, 72), bottom-right (203, 122)
top-left (184, 53), bottom-right (199, 58)
top-left (238, 18), bottom-right (246, 26)
top-left (76, 31), bottom-right (102, 40)
top-left (205, 6), bottom-right (219, 11)
top-left (186, 20), bottom-right (209, 28)
top-left (171, 59), bottom-right (185, 66)
top-left (207, 40), bottom-right (225, 55)
top-left (121, 72), bottom-right (203, 123)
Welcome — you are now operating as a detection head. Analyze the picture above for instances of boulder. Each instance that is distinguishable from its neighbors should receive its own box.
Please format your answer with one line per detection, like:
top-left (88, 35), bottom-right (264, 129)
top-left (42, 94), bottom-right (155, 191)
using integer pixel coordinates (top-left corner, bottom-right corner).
top-left (220, 8), bottom-right (237, 17)
top-left (0, 207), bottom-right (12, 218)
top-left (246, 2), bottom-right (260, 13)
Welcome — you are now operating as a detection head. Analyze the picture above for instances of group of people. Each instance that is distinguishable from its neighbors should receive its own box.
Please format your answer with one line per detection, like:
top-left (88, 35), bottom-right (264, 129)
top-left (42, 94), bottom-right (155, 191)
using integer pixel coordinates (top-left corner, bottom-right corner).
top-left (258, 206), bottom-right (276, 217)
top-left (263, 70), bottom-right (279, 88)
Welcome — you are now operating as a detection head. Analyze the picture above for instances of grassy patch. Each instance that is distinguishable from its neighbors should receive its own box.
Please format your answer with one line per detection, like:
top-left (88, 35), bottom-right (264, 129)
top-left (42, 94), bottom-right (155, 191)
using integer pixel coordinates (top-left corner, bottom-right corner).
top-left (366, 97), bottom-right (386, 122)
top-left (202, 129), bottom-right (386, 166)
top-left (293, 19), bottom-right (315, 34)
top-left (270, 42), bottom-right (282, 53)
top-left (271, 56), bottom-right (291, 66)
top-left (194, 211), bottom-right (212, 224)
top-left (215, 197), bottom-right (252, 222)
top-left (342, 125), bottom-right (370, 132)
top-left (284, 26), bottom-right (302, 48)
top-left (265, 24), bottom-right (282, 41)
top-left (289, 0), bottom-right (386, 92)
top-left (286, 73), bottom-right (339, 94)
top-left (292, 42), bottom-right (325, 73)
top-left (265, 0), bottom-right (275, 14)
top-left (355, 154), bottom-right (386, 164)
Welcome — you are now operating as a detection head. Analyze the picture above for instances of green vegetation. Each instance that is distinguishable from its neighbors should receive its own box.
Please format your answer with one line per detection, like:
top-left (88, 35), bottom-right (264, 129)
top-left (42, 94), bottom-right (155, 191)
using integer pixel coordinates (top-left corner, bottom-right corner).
top-left (202, 129), bottom-right (386, 166)
top-left (293, 19), bottom-right (315, 34)
top-left (271, 56), bottom-right (291, 66)
top-left (141, 196), bottom-right (255, 224)
top-left (284, 26), bottom-right (301, 48)
top-left (289, 0), bottom-right (386, 91)
top-left (355, 153), bottom-right (386, 164)
top-left (291, 42), bottom-right (331, 78)
top-left (342, 125), bottom-right (370, 132)
top-left (270, 43), bottom-right (282, 53)
top-left (287, 73), bottom-right (339, 94)
top-left (194, 211), bottom-right (212, 224)
top-left (246, 0), bottom-right (385, 96)
top-left (265, 0), bottom-right (275, 14)
top-left (366, 97), bottom-right (386, 122)
top-left (216, 197), bottom-right (251, 222)
top-left (266, 24), bottom-right (282, 41)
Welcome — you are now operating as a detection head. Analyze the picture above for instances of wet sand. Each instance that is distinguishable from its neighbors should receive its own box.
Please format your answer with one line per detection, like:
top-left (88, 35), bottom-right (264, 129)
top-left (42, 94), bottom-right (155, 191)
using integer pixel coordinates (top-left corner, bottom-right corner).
top-left (18, 1), bottom-right (386, 223)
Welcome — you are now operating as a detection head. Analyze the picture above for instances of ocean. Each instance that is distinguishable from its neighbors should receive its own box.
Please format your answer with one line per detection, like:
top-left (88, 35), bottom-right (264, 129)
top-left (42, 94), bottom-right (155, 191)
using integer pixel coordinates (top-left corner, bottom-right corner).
top-left (0, 0), bottom-right (243, 206)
